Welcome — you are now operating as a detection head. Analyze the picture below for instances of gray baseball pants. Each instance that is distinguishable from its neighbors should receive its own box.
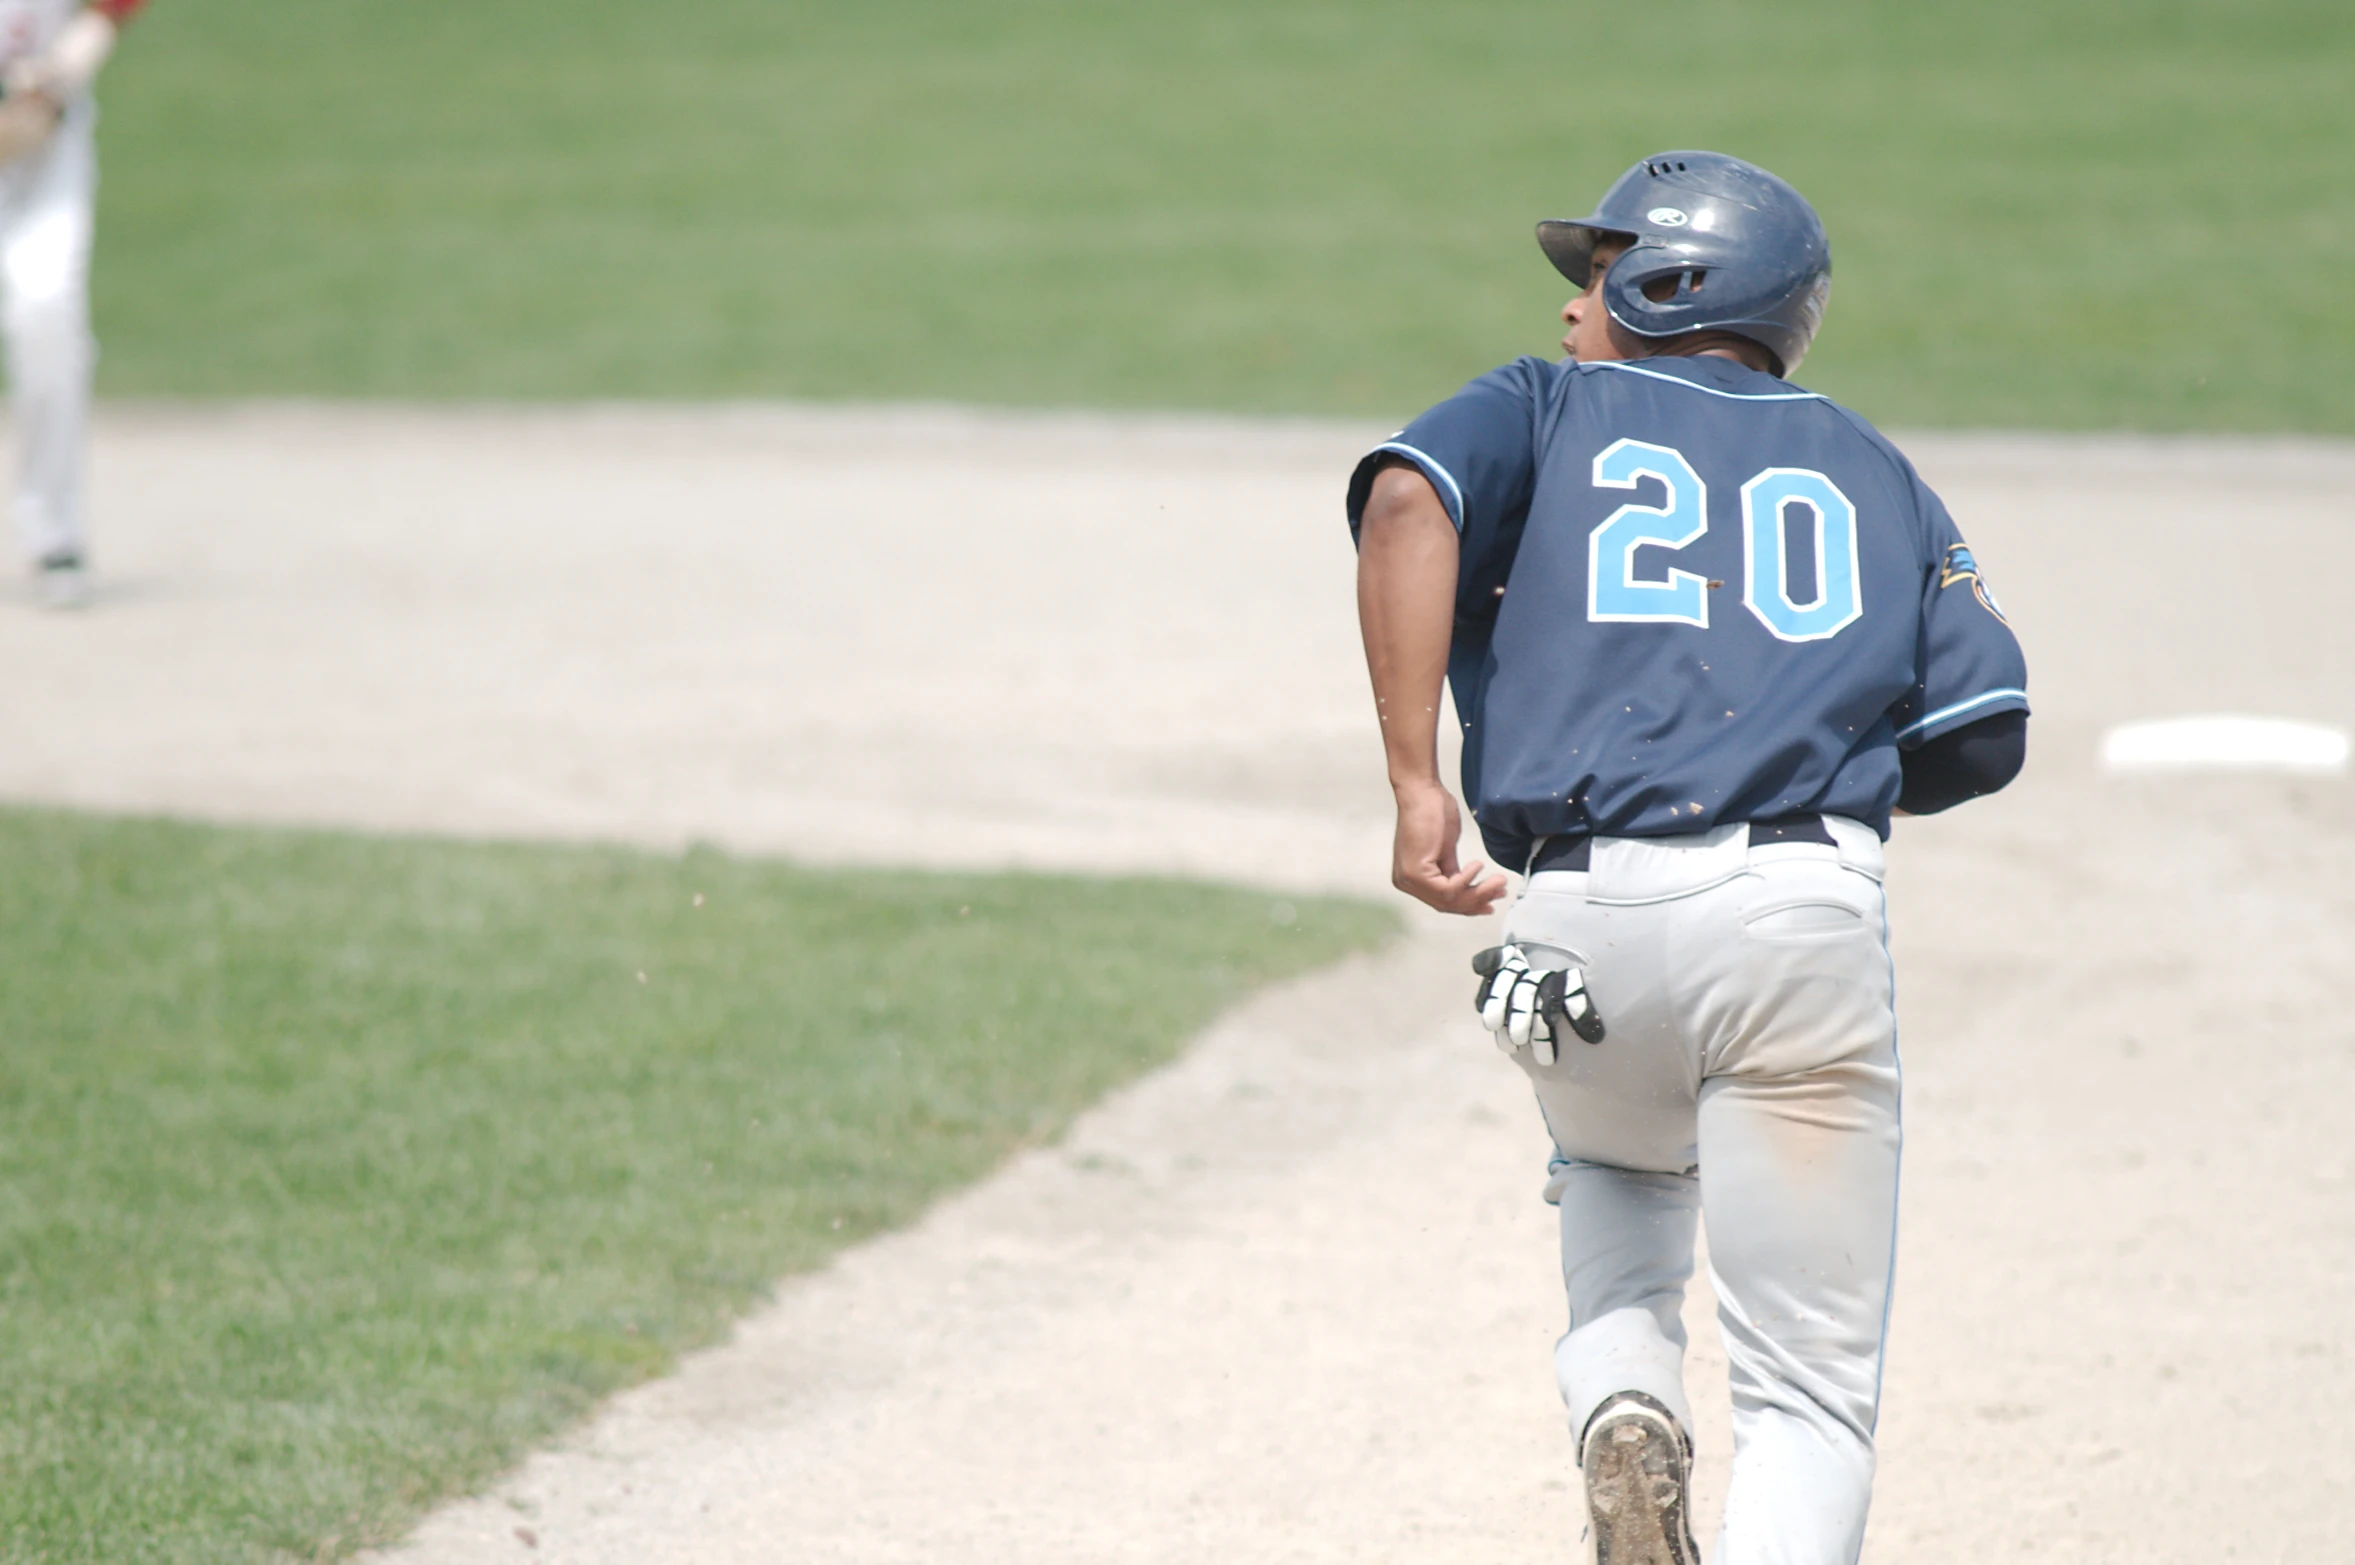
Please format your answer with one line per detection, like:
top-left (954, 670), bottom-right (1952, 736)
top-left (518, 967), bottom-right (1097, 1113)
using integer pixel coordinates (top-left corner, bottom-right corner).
top-left (1502, 817), bottom-right (1900, 1565)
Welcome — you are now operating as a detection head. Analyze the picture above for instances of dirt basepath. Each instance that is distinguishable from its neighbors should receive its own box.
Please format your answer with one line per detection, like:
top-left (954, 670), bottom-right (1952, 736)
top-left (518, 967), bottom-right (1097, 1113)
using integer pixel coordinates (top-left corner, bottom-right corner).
top-left (11, 408), bottom-right (2352, 1560)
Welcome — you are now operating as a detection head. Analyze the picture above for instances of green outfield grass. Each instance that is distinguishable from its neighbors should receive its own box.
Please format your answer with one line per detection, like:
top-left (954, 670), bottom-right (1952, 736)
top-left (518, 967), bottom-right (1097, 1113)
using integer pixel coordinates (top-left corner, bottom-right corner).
top-left (90, 0), bottom-right (2348, 431)
top-left (0, 811), bottom-right (1395, 1564)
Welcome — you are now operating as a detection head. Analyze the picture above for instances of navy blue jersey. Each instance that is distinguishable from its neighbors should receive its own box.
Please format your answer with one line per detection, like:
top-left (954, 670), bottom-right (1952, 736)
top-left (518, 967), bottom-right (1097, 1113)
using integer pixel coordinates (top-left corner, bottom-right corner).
top-left (1346, 354), bottom-right (2028, 870)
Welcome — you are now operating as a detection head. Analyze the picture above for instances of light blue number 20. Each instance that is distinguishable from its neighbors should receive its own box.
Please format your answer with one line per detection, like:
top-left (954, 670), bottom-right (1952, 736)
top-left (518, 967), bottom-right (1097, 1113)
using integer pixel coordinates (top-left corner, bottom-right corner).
top-left (1588, 439), bottom-right (1711, 628)
top-left (1585, 443), bottom-right (1862, 643)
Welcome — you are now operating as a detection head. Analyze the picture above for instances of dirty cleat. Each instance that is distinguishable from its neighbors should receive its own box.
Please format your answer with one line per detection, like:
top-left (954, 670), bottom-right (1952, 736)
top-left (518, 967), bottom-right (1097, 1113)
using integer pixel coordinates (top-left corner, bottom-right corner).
top-left (1581, 1392), bottom-right (1699, 1565)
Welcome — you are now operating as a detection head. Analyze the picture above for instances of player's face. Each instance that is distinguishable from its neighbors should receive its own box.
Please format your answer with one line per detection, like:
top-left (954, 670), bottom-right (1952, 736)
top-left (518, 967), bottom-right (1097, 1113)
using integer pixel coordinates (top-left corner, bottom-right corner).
top-left (1561, 237), bottom-right (1632, 362)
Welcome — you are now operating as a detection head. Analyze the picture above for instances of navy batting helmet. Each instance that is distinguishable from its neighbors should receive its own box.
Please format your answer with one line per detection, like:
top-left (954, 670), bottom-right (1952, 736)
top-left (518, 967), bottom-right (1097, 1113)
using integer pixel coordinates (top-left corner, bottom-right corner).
top-left (1537, 152), bottom-right (1831, 377)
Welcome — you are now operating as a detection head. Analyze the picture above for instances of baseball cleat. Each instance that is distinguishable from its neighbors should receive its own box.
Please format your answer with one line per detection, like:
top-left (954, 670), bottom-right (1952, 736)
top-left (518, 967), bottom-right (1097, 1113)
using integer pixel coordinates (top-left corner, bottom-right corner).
top-left (34, 549), bottom-right (89, 610)
top-left (1581, 1392), bottom-right (1699, 1565)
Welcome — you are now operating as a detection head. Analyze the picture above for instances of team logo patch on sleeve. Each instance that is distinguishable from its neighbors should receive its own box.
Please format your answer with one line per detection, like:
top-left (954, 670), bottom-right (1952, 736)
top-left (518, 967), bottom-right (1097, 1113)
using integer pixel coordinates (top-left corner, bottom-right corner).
top-left (1939, 542), bottom-right (2007, 622)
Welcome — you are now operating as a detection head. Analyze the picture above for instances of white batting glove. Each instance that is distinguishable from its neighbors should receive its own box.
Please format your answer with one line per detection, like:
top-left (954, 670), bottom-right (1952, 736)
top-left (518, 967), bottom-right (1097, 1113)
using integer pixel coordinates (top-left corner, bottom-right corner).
top-left (1475, 943), bottom-right (1556, 1064)
top-left (1472, 944), bottom-right (1606, 1066)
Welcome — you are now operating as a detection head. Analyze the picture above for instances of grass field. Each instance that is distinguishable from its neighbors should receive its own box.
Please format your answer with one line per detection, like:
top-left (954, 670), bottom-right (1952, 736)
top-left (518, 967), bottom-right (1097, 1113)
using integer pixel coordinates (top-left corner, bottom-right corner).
top-left (0, 810), bottom-right (1395, 1563)
top-left (88, 0), bottom-right (2350, 432)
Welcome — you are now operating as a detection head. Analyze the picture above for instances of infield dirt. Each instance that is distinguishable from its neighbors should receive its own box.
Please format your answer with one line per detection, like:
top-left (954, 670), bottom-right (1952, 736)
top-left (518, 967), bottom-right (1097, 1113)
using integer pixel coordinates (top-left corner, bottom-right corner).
top-left (7, 408), bottom-right (2350, 1560)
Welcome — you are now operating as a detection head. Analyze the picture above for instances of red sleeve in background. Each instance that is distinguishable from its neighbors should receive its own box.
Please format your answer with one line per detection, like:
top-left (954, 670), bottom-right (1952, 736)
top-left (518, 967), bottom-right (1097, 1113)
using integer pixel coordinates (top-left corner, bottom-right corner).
top-left (90, 0), bottom-right (146, 22)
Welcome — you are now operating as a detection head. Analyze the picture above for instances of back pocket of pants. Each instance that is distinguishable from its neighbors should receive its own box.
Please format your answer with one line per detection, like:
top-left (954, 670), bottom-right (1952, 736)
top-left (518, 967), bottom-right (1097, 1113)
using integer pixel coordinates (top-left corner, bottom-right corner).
top-left (1739, 899), bottom-right (1870, 941)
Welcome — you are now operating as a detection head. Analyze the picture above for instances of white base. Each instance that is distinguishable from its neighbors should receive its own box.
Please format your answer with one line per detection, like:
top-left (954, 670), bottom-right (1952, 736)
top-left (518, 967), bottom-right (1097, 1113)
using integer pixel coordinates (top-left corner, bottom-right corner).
top-left (2100, 715), bottom-right (2349, 775)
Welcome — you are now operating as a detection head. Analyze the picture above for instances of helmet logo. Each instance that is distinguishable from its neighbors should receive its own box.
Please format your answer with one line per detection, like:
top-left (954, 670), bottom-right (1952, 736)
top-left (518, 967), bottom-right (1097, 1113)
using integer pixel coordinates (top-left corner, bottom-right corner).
top-left (1647, 207), bottom-right (1690, 227)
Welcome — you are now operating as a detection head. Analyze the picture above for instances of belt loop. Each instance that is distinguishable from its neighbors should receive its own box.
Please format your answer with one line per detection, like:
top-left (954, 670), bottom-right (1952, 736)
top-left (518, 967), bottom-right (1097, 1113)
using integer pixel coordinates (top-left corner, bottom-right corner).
top-left (1821, 815), bottom-right (1887, 881)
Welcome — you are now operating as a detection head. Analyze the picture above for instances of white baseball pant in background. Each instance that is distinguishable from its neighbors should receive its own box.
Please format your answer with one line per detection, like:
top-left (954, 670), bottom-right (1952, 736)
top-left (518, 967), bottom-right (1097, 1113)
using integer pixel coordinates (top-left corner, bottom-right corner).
top-left (1504, 818), bottom-right (1901, 1565)
top-left (0, 99), bottom-right (94, 565)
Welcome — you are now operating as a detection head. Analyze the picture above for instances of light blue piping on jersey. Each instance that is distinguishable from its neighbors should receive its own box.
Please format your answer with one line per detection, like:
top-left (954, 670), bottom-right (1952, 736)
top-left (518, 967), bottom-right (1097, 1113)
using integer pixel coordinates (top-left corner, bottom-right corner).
top-left (1894, 687), bottom-right (2028, 741)
top-left (1587, 360), bottom-right (1826, 402)
top-left (1366, 440), bottom-right (1467, 530)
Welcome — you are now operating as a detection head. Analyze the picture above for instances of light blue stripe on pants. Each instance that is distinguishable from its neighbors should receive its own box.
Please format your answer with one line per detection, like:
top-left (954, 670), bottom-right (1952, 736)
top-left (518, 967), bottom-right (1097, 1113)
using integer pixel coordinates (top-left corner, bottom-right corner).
top-left (1507, 818), bottom-right (1900, 1565)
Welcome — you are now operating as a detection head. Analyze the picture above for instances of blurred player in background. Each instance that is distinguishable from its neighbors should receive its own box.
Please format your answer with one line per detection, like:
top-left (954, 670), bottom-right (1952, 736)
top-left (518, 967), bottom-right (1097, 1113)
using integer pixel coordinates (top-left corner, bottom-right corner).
top-left (0, 0), bottom-right (141, 609)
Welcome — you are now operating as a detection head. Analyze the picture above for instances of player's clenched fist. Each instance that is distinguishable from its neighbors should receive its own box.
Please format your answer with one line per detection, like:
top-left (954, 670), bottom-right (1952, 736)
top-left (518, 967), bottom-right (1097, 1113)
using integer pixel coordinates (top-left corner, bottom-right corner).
top-left (1472, 943), bottom-right (1604, 1064)
top-left (0, 90), bottom-right (59, 167)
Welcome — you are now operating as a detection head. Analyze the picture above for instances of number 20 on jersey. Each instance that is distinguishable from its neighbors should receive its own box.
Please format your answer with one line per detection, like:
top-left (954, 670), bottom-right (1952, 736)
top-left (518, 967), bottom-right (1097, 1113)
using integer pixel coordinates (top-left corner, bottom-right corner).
top-left (1587, 438), bottom-right (1861, 642)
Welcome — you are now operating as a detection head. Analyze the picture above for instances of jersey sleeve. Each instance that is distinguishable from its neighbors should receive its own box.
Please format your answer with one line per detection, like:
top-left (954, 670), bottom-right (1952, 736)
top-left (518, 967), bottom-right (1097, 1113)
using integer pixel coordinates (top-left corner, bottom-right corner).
top-left (1345, 357), bottom-right (1545, 550)
top-left (1891, 471), bottom-right (2030, 747)
top-left (1344, 356), bottom-right (1549, 666)
top-left (1344, 358), bottom-right (1550, 753)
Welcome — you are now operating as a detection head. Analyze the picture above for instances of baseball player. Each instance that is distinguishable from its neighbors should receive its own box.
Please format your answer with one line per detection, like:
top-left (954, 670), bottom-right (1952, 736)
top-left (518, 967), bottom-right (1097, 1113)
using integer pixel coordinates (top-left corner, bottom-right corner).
top-left (0, 0), bottom-right (142, 608)
top-left (1348, 152), bottom-right (2027, 1563)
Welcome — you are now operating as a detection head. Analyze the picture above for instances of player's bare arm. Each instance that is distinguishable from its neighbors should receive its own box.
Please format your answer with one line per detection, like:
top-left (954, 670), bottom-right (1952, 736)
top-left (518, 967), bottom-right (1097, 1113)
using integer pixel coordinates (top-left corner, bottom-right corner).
top-left (1355, 460), bottom-right (1507, 916)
